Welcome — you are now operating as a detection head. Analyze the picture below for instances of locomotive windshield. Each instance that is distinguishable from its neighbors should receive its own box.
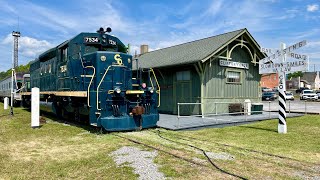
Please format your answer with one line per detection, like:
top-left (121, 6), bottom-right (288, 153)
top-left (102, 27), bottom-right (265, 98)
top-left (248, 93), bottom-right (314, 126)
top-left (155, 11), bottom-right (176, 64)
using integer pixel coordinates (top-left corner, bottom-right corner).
top-left (84, 45), bottom-right (119, 53)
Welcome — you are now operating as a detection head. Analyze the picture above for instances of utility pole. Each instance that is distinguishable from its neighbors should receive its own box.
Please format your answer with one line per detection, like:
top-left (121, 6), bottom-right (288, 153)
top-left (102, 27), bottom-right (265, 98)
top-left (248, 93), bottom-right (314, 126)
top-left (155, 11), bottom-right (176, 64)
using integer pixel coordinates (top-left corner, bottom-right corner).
top-left (11, 31), bottom-right (20, 116)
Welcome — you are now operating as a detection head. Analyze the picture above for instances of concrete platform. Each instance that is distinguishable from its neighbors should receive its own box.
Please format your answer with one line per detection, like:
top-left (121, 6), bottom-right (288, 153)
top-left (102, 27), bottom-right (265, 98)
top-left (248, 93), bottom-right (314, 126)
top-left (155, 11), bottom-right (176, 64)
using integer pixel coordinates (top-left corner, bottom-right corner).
top-left (157, 112), bottom-right (303, 131)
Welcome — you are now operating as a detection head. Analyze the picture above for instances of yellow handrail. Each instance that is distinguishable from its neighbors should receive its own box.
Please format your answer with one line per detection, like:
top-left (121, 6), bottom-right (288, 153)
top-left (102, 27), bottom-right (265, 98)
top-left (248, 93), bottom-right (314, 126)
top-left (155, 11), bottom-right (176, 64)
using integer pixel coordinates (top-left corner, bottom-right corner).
top-left (96, 65), bottom-right (112, 111)
top-left (96, 64), bottom-right (125, 111)
top-left (149, 72), bottom-right (154, 90)
top-left (150, 68), bottom-right (161, 107)
top-left (86, 66), bottom-right (95, 107)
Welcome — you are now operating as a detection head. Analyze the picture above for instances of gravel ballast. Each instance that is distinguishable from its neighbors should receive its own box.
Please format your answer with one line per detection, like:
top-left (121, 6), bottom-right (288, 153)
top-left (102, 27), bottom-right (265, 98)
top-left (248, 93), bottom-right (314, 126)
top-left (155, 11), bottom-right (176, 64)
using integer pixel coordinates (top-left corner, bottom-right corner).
top-left (111, 146), bottom-right (165, 180)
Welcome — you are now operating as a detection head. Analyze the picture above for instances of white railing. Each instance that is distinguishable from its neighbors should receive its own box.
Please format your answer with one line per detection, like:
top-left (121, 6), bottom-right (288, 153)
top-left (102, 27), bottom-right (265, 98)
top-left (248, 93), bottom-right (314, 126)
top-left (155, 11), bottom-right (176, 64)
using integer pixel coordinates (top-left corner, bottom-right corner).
top-left (177, 101), bottom-right (265, 128)
top-left (176, 100), bottom-right (318, 127)
top-left (267, 99), bottom-right (318, 115)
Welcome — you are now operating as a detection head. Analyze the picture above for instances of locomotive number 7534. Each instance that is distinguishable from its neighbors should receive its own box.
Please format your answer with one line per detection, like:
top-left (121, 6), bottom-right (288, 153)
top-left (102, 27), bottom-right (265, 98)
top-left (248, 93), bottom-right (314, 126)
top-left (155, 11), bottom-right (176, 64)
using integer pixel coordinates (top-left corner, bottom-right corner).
top-left (84, 37), bottom-right (99, 43)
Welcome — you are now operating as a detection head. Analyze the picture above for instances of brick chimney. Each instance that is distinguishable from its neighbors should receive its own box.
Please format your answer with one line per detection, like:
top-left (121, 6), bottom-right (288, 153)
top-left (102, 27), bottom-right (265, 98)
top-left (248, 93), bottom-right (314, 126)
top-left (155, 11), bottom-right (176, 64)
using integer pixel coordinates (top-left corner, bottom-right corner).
top-left (140, 45), bottom-right (149, 54)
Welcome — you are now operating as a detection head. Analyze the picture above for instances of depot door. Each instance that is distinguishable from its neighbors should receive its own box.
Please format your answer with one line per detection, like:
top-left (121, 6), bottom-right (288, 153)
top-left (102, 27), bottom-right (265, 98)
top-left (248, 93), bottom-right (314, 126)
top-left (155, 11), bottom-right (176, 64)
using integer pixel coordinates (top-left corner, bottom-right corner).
top-left (175, 81), bottom-right (192, 115)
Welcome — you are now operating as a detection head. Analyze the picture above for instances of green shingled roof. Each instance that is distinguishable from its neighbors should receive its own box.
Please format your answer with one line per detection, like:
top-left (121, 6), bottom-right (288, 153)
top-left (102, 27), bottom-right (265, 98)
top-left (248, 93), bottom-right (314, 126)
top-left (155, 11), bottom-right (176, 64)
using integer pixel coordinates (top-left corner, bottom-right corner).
top-left (137, 28), bottom-right (248, 68)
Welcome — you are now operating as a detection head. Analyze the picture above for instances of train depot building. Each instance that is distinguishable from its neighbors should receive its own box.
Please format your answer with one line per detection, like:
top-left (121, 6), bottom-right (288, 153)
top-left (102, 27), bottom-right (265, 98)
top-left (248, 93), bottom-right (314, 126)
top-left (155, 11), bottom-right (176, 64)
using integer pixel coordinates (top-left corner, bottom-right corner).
top-left (137, 28), bottom-right (267, 115)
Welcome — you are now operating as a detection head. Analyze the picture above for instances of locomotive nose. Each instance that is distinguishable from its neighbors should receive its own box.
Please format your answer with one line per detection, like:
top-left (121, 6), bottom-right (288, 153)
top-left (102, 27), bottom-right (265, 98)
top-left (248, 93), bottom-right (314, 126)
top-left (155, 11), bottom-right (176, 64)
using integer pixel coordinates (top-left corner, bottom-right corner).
top-left (94, 52), bottom-right (133, 94)
top-left (96, 52), bottom-right (130, 65)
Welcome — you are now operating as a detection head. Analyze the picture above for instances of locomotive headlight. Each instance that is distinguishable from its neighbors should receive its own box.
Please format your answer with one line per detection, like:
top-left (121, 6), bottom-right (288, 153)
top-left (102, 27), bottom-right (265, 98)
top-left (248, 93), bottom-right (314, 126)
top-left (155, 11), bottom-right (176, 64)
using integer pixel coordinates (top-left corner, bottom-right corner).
top-left (115, 88), bottom-right (121, 94)
top-left (101, 55), bottom-right (106, 61)
top-left (148, 87), bottom-right (154, 93)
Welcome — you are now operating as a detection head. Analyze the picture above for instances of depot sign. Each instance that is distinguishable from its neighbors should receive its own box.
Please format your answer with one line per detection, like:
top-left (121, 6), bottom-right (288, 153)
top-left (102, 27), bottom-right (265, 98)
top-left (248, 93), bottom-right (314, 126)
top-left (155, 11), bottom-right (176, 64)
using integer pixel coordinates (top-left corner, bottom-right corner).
top-left (219, 60), bottom-right (249, 69)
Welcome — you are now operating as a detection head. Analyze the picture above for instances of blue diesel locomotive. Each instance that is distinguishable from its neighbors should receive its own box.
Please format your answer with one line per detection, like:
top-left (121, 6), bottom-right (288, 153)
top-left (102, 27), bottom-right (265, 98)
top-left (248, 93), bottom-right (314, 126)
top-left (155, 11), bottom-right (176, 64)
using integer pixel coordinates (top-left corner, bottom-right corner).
top-left (21, 28), bottom-right (160, 131)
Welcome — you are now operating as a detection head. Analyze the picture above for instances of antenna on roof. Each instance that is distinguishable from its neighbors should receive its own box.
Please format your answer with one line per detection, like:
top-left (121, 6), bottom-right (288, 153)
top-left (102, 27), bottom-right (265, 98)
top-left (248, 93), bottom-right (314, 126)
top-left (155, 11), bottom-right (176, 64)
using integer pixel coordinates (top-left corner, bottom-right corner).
top-left (17, 16), bottom-right (20, 32)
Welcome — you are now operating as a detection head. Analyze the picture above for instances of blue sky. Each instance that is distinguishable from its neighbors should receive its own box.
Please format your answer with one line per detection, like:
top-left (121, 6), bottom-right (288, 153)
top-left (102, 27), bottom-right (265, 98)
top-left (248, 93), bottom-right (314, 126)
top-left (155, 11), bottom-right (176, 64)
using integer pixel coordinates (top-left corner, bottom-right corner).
top-left (0, 0), bottom-right (319, 72)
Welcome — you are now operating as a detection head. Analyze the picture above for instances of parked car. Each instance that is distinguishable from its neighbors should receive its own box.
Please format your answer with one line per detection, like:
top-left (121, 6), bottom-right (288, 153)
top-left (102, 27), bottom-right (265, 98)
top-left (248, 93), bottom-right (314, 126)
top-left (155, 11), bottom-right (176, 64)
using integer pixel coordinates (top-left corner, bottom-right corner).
top-left (300, 90), bottom-right (318, 100)
top-left (262, 92), bottom-right (277, 101)
top-left (262, 87), bottom-right (272, 92)
top-left (316, 91), bottom-right (320, 99)
top-left (285, 91), bottom-right (294, 101)
top-left (272, 86), bottom-right (279, 92)
top-left (296, 87), bottom-right (309, 94)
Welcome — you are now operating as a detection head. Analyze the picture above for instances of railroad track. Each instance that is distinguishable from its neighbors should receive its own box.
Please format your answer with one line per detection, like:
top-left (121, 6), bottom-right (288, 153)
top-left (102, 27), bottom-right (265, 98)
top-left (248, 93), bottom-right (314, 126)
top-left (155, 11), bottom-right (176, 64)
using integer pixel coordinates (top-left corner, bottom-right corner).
top-left (149, 129), bottom-right (319, 174)
top-left (113, 132), bottom-right (248, 180)
top-left (152, 130), bottom-right (319, 164)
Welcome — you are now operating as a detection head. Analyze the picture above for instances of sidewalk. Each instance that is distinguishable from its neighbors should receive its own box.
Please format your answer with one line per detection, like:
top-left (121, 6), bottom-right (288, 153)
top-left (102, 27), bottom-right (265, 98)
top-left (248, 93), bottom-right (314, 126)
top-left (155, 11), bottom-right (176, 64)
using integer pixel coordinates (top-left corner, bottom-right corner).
top-left (157, 112), bottom-right (303, 131)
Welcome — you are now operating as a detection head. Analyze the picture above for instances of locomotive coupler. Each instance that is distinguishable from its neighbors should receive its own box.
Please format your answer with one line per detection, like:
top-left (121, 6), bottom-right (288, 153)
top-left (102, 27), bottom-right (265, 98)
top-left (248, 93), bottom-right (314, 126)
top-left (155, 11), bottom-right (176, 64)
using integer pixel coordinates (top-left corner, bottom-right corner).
top-left (131, 106), bottom-right (145, 130)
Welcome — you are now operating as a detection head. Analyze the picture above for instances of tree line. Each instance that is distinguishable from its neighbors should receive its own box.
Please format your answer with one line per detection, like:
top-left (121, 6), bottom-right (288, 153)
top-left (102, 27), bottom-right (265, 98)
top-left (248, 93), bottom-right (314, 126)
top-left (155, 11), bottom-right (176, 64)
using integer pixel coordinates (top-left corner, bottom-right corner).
top-left (0, 63), bottom-right (30, 80)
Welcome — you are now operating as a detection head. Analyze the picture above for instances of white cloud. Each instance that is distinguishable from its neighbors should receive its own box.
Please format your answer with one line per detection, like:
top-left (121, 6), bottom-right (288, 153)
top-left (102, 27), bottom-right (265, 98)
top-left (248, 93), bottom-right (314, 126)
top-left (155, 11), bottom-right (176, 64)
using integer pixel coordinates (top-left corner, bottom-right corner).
top-left (307, 4), bottom-right (319, 12)
top-left (0, 0), bottom-right (319, 71)
top-left (0, 0), bottom-right (17, 14)
top-left (83, 3), bottom-right (134, 35)
top-left (129, 45), bottom-right (140, 55)
top-left (291, 28), bottom-right (320, 39)
top-left (205, 0), bottom-right (223, 17)
top-left (19, 1), bottom-right (78, 34)
top-left (308, 41), bottom-right (320, 47)
top-left (2, 34), bottom-right (52, 59)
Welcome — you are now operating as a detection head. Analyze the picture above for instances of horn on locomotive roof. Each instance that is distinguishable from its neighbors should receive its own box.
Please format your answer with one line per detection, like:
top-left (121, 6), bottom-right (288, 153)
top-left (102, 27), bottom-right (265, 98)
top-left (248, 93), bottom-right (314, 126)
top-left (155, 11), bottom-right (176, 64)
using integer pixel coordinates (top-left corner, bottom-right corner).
top-left (97, 27), bottom-right (104, 33)
top-left (106, 27), bottom-right (112, 33)
top-left (97, 27), bottom-right (112, 34)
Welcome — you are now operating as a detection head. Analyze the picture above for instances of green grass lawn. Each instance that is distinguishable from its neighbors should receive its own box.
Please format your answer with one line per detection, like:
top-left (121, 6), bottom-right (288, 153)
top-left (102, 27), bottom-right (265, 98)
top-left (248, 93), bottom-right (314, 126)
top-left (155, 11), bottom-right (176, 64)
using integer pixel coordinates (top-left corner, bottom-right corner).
top-left (0, 103), bottom-right (319, 179)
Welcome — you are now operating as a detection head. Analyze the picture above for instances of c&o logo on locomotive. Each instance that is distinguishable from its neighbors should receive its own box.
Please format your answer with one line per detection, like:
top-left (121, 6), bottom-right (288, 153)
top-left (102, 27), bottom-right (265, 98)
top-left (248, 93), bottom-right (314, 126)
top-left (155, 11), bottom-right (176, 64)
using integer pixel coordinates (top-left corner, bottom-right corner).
top-left (114, 54), bottom-right (123, 65)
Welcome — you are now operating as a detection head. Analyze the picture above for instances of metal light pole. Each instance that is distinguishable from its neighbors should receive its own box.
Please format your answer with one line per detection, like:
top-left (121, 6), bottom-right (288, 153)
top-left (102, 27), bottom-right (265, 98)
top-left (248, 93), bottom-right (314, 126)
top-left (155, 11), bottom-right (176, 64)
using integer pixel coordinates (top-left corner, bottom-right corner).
top-left (11, 31), bottom-right (20, 116)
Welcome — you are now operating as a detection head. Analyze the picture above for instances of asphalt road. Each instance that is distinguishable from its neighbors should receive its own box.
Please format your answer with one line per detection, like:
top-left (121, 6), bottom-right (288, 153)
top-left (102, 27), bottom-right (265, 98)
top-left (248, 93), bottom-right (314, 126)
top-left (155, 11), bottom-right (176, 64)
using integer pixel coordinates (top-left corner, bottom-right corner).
top-left (262, 99), bottom-right (320, 114)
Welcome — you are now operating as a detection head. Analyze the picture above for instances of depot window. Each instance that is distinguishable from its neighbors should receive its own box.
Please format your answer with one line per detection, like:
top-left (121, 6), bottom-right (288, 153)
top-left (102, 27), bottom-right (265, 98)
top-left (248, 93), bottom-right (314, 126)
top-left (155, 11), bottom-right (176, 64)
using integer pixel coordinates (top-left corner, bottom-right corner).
top-left (176, 71), bottom-right (190, 81)
top-left (226, 70), bottom-right (241, 83)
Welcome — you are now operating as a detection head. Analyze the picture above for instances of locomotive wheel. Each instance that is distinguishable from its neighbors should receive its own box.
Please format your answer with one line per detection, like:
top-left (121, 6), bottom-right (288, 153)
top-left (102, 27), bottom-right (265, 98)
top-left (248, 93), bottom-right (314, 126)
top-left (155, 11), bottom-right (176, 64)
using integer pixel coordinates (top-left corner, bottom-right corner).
top-left (99, 127), bottom-right (107, 134)
top-left (74, 108), bottom-right (80, 122)
top-left (61, 108), bottom-right (69, 120)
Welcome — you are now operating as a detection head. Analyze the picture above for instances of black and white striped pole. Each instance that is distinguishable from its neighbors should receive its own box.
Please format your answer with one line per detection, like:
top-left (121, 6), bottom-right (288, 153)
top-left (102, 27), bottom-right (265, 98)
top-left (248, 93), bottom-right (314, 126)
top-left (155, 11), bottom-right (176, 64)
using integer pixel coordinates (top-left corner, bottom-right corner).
top-left (260, 40), bottom-right (308, 134)
top-left (278, 43), bottom-right (287, 134)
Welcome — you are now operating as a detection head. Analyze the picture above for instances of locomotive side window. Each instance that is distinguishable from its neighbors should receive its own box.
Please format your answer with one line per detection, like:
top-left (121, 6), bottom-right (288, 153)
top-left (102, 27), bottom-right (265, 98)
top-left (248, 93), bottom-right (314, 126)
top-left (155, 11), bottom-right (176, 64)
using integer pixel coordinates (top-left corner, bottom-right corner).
top-left (71, 44), bottom-right (80, 59)
top-left (40, 65), bottom-right (43, 75)
top-left (48, 64), bottom-right (52, 73)
top-left (61, 46), bottom-right (68, 62)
